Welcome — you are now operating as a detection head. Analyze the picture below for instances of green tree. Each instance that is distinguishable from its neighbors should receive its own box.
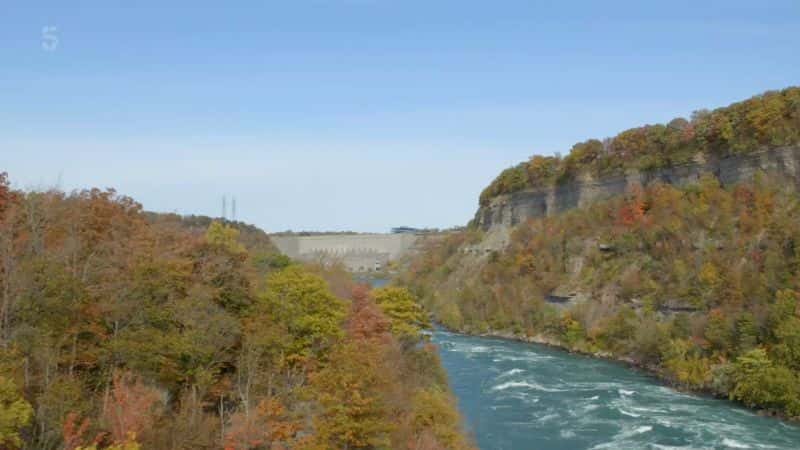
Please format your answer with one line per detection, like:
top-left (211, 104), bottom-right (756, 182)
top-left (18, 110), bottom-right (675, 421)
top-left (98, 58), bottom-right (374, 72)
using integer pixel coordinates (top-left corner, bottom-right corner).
top-left (372, 286), bottom-right (430, 339)
top-left (768, 289), bottom-right (798, 330)
top-left (560, 315), bottom-right (584, 347)
top-left (0, 376), bottom-right (33, 449)
top-left (771, 317), bottom-right (800, 371)
top-left (730, 348), bottom-right (800, 416)
top-left (601, 307), bottom-right (637, 348)
top-left (661, 339), bottom-right (711, 388)
top-left (526, 155), bottom-right (559, 186)
top-left (260, 266), bottom-right (346, 360)
top-left (704, 309), bottom-right (732, 355)
top-left (205, 221), bottom-right (245, 254)
top-left (734, 312), bottom-right (759, 353)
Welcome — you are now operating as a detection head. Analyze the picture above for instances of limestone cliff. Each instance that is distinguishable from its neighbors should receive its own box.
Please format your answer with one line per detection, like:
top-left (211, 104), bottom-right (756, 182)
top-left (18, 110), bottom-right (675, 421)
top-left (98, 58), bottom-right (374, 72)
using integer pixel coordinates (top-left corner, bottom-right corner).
top-left (475, 147), bottom-right (800, 230)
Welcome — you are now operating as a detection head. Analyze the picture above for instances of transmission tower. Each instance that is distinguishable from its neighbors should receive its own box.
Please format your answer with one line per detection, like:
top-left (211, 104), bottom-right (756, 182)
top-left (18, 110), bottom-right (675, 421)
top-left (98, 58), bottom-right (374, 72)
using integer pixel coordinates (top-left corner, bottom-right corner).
top-left (232, 197), bottom-right (237, 221)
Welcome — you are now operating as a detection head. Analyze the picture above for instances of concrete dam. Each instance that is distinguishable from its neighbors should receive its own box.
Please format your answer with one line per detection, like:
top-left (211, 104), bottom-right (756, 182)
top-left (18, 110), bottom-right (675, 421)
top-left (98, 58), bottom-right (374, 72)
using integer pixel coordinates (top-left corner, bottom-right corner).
top-left (270, 233), bottom-right (420, 272)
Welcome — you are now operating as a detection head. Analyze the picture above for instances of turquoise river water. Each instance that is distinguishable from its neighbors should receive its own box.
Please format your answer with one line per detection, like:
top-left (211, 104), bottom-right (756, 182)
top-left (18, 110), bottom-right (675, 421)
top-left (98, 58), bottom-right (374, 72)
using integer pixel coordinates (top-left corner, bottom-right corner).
top-left (431, 329), bottom-right (800, 450)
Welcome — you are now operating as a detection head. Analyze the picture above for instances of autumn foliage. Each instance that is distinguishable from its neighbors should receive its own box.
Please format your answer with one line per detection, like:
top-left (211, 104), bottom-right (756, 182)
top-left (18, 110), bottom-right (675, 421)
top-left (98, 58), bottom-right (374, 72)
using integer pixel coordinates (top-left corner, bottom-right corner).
top-left (0, 177), bottom-right (473, 449)
top-left (616, 185), bottom-right (647, 226)
top-left (345, 285), bottom-right (393, 344)
top-left (102, 372), bottom-right (160, 443)
top-left (480, 87), bottom-right (800, 205)
top-left (404, 173), bottom-right (800, 418)
top-left (223, 398), bottom-right (299, 450)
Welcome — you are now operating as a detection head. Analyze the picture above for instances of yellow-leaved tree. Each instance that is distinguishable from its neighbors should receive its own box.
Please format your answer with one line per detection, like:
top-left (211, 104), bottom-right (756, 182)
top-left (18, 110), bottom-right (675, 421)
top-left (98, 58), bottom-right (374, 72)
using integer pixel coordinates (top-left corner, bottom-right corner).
top-left (372, 286), bottom-right (430, 339)
top-left (0, 376), bottom-right (33, 449)
top-left (205, 220), bottom-right (246, 254)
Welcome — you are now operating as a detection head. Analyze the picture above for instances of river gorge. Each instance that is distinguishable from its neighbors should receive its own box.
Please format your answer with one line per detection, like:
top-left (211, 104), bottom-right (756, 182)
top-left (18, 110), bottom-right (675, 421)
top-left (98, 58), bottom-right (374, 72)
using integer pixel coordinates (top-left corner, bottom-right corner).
top-left (431, 330), bottom-right (800, 450)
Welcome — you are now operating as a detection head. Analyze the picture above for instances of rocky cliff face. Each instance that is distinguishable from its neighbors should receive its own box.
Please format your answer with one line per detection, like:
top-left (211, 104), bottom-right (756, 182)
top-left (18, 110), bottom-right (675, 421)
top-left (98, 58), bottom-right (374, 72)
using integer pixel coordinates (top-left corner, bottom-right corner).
top-left (475, 147), bottom-right (800, 230)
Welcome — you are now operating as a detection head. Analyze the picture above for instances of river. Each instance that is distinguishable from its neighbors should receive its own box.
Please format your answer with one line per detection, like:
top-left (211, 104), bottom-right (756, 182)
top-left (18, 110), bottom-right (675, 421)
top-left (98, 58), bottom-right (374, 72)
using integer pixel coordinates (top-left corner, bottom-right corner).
top-left (431, 329), bottom-right (800, 450)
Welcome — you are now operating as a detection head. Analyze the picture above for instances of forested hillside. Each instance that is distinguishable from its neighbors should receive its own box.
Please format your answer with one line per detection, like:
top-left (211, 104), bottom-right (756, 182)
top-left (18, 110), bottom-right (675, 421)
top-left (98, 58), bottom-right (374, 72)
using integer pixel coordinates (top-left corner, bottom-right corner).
top-left (403, 174), bottom-right (800, 417)
top-left (480, 86), bottom-right (800, 206)
top-left (143, 212), bottom-right (280, 255)
top-left (0, 173), bottom-right (473, 450)
top-left (400, 87), bottom-right (800, 419)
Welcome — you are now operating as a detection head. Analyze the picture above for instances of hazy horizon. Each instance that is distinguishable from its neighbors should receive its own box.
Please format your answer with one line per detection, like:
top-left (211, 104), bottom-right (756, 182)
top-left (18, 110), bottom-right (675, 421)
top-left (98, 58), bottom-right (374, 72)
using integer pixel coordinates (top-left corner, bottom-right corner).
top-left (3, 0), bottom-right (799, 232)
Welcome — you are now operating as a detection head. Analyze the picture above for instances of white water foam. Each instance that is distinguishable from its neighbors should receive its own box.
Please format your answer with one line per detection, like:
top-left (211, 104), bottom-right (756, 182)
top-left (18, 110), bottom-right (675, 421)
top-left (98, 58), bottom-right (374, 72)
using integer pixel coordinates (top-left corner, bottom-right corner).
top-left (619, 409), bottom-right (641, 418)
top-left (589, 424), bottom-right (655, 449)
top-left (491, 380), bottom-right (566, 392)
top-left (497, 368), bottom-right (524, 378)
top-left (454, 344), bottom-right (492, 353)
top-left (433, 331), bottom-right (800, 450)
top-left (630, 405), bottom-right (665, 414)
top-left (721, 438), bottom-right (752, 449)
top-left (492, 353), bottom-right (555, 363)
top-left (536, 413), bottom-right (560, 423)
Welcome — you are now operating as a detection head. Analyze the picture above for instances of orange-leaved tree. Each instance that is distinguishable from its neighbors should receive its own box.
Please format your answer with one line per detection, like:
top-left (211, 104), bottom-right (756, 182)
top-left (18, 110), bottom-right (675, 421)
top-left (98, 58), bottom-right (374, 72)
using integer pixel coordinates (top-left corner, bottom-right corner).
top-left (223, 397), bottom-right (300, 450)
top-left (102, 371), bottom-right (161, 444)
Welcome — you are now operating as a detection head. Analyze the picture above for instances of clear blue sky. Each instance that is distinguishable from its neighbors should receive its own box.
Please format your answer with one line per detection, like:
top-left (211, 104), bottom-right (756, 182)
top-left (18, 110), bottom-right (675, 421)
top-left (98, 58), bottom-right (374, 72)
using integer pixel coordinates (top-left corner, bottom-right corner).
top-left (2, 1), bottom-right (799, 232)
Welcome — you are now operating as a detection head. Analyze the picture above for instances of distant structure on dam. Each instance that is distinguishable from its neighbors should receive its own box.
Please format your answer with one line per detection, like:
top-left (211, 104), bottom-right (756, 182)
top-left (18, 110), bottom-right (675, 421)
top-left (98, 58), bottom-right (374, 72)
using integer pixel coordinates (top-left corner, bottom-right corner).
top-left (270, 230), bottom-right (420, 272)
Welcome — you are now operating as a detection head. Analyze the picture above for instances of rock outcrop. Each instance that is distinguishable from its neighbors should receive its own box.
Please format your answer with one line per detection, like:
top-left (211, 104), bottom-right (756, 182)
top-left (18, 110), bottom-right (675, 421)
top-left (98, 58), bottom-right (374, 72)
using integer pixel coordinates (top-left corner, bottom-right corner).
top-left (475, 147), bottom-right (800, 230)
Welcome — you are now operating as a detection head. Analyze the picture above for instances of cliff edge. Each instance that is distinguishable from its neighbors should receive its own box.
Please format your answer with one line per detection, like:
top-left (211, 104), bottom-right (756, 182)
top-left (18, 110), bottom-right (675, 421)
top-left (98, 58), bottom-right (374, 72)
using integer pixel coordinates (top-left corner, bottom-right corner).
top-left (475, 147), bottom-right (800, 230)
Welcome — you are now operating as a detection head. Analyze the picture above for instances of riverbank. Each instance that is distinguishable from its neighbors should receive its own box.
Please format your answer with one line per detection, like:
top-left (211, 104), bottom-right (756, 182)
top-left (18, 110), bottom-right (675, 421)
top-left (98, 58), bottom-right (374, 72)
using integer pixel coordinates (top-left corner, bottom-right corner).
top-left (437, 324), bottom-right (798, 423)
top-left (431, 328), bottom-right (800, 450)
